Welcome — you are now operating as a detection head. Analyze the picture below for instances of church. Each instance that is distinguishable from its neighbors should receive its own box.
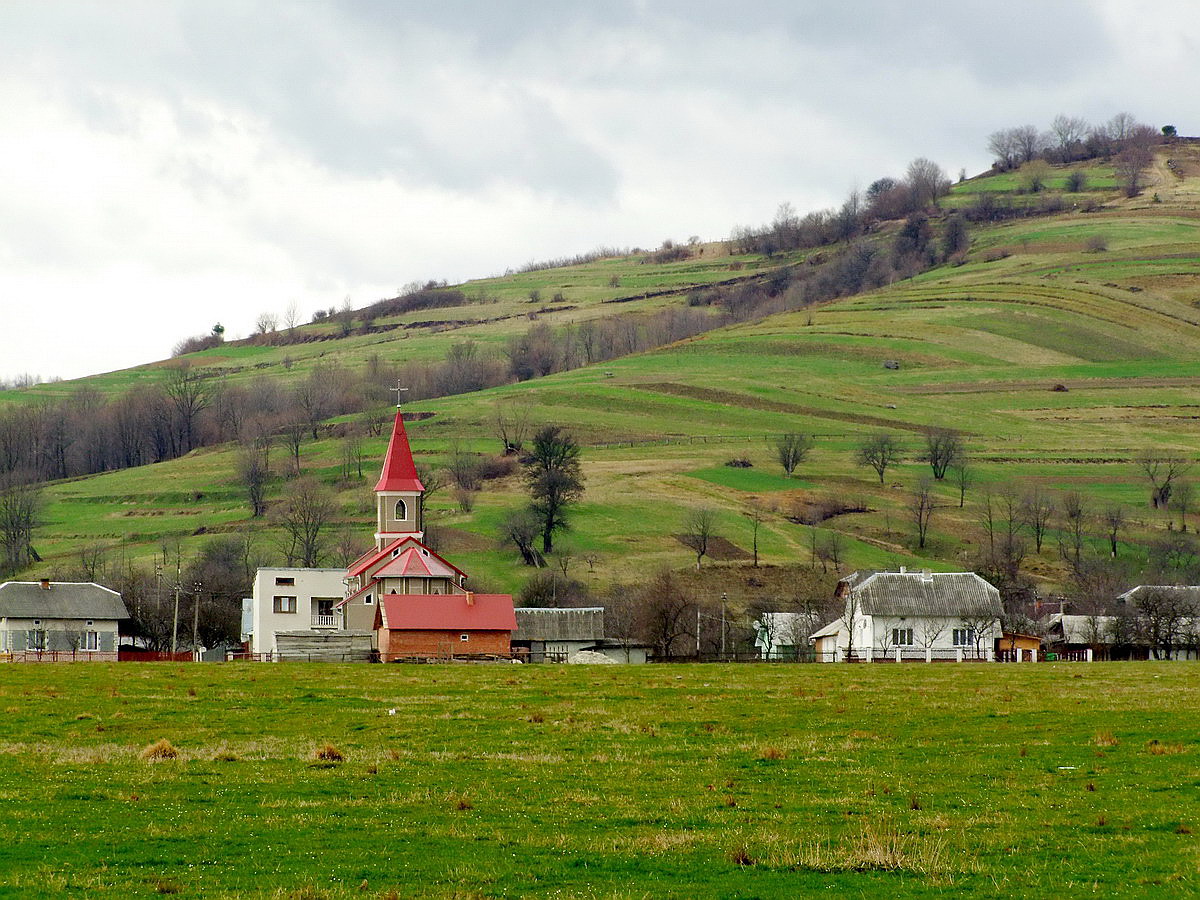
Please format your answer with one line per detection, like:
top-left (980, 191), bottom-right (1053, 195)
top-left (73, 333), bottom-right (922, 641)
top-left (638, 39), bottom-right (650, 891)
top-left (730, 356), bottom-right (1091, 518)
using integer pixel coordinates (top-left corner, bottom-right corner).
top-left (247, 406), bottom-right (516, 660)
top-left (336, 407), bottom-right (516, 660)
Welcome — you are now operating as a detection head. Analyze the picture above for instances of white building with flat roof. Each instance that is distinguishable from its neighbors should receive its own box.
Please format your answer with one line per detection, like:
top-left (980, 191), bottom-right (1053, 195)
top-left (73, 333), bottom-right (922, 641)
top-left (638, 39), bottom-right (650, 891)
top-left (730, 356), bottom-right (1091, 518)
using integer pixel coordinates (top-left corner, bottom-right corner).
top-left (248, 567), bottom-right (348, 656)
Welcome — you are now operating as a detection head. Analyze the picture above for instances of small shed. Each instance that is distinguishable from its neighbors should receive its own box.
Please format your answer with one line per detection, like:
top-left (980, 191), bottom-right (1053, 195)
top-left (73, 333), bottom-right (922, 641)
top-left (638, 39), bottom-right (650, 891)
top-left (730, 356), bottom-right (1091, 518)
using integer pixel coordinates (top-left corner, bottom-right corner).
top-left (513, 607), bottom-right (605, 662)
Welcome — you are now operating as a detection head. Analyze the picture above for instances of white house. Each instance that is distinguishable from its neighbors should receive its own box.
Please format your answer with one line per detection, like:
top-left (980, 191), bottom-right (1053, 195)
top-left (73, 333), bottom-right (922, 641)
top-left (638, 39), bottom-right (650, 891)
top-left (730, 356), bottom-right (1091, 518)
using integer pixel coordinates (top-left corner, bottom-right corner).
top-left (811, 569), bottom-right (1003, 662)
top-left (248, 567), bottom-right (349, 656)
top-left (0, 580), bottom-right (127, 661)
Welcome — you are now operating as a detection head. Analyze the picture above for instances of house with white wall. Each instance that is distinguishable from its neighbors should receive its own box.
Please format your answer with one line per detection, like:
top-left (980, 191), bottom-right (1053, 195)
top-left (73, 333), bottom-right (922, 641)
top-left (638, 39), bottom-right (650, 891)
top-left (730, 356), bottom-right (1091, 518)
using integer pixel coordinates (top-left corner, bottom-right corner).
top-left (811, 569), bottom-right (1003, 662)
top-left (247, 567), bottom-right (349, 656)
top-left (0, 580), bottom-right (127, 661)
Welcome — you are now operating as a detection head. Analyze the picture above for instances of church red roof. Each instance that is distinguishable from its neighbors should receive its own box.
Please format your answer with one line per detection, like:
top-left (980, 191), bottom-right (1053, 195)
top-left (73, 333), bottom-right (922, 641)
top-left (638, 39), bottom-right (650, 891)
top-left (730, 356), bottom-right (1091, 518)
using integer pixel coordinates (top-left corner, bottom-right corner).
top-left (374, 410), bottom-right (425, 493)
top-left (378, 593), bottom-right (516, 631)
top-left (374, 546), bottom-right (464, 580)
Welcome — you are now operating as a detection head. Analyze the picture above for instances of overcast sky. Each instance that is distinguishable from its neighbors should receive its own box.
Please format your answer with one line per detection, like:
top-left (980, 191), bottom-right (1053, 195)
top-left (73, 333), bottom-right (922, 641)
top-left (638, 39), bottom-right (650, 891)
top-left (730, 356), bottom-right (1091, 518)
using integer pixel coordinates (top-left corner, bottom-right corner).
top-left (2, 1), bottom-right (1196, 382)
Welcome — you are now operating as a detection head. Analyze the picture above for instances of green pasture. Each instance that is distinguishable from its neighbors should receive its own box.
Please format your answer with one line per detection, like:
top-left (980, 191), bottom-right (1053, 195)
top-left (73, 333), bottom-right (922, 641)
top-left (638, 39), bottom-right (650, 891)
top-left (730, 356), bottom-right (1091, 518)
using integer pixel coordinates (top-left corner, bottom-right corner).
top-left (2, 662), bottom-right (1198, 898)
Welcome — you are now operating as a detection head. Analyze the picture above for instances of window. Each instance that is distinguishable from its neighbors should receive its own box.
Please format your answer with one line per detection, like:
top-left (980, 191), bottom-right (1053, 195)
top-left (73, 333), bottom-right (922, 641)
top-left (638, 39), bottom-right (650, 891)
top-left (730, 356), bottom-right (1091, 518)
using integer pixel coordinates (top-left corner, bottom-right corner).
top-left (86, 620), bottom-right (94, 627)
top-left (85, 631), bottom-right (99, 651)
top-left (953, 628), bottom-right (976, 647)
top-left (364, 593), bottom-right (374, 605)
top-left (275, 576), bottom-right (295, 586)
top-left (28, 630), bottom-right (47, 651)
top-left (273, 596), bottom-right (297, 614)
top-left (892, 628), bottom-right (914, 647)
top-left (395, 499), bottom-right (408, 521)
top-left (460, 633), bottom-right (469, 642)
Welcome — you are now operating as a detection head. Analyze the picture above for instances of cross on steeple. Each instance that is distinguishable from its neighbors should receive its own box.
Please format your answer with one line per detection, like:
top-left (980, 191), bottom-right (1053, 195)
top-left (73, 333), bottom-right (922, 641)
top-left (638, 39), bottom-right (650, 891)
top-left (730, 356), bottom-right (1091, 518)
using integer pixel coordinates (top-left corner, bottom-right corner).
top-left (389, 381), bottom-right (409, 409)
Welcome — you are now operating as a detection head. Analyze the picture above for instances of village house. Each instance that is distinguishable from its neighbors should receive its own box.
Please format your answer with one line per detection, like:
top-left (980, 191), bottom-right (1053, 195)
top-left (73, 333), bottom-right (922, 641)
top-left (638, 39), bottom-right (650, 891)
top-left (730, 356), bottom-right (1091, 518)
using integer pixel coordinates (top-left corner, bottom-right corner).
top-left (0, 579), bottom-right (127, 661)
top-left (810, 568), bottom-right (1003, 662)
top-left (247, 567), bottom-right (353, 657)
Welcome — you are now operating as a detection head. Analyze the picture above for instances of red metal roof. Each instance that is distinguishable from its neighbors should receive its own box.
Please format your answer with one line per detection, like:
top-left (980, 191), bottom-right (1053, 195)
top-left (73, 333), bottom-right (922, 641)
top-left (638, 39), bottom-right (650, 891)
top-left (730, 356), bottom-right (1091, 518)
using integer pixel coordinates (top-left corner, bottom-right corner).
top-left (374, 546), bottom-right (462, 580)
top-left (379, 593), bottom-right (516, 631)
top-left (374, 410), bottom-right (425, 493)
top-left (347, 536), bottom-right (465, 581)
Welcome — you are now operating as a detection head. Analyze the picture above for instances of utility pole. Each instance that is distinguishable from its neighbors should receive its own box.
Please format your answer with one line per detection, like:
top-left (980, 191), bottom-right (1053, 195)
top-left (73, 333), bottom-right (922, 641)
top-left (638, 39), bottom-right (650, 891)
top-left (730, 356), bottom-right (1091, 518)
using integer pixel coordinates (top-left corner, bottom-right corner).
top-left (191, 581), bottom-right (202, 657)
top-left (170, 556), bottom-right (181, 656)
top-left (721, 592), bottom-right (727, 659)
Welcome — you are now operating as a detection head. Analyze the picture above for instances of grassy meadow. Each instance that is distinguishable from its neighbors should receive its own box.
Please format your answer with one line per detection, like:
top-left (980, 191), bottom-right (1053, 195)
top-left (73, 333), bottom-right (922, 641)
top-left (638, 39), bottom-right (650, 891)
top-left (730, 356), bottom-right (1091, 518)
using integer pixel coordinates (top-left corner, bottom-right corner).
top-left (1, 662), bottom-right (1197, 898)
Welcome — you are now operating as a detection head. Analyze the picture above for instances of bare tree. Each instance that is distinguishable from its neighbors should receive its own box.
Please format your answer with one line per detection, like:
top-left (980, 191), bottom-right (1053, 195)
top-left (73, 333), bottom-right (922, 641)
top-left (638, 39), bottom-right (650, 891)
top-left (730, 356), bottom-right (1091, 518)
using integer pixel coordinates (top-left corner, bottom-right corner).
top-left (1137, 453), bottom-right (1192, 509)
top-left (1058, 491), bottom-right (1088, 575)
top-left (1102, 505), bottom-right (1125, 557)
top-left (162, 363), bottom-right (216, 455)
top-left (500, 508), bottom-right (545, 567)
top-left (236, 438), bottom-right (270, 518)
top-left (493, 400), bottom-right (533, 455)
top-left (1013, 124), bottom-right (1043, 163)
top-left (0, 473), bottom-right (42, 575)
top-left (910, 477), bottom-right (936, 549)
top-left (254, 312), bottom-right (279, 339)
top-left (1020, 486), bottom-right (1054, 553)
top-left (1132, 588), bottom-right (1196, 660)
top-left (987, 127), bottom-right (1019, 169)
top-left (1108, 112), bottom-right (1138, 143)
top-left (923, 428), bottom-right (961, 480)
top-left (273, 477), bottom-right (334, 567)
top-left (1175, 481), bottom-right (1193, 532)
top-left (773, 432), bottom-right (814, 477)
top-left (951, 455), bottom-right (972, 507)
top-left (284, 300), bottom-right (300, 336)
top-left (636, 571), bottom-right (695, 659)
top-left (1050, 114), bottom-right (1089, 160)
top-left (815, 530), bottom-right (845, 574)
top-left (905, 157), bottom-right (951, 208)
top-left (743, 502), bottom-right (766, 567)
top-left (856, 432), bottom-right (903, 484)
top-left (681, 507), bottom-right (718, 571)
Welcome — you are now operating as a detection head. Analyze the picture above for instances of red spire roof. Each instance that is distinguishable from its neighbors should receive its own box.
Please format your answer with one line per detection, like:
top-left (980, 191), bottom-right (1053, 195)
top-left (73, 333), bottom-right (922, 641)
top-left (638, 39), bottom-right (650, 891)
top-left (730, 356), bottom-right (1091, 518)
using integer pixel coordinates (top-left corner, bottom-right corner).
top-left (374, 410), bottom-right (425, 493)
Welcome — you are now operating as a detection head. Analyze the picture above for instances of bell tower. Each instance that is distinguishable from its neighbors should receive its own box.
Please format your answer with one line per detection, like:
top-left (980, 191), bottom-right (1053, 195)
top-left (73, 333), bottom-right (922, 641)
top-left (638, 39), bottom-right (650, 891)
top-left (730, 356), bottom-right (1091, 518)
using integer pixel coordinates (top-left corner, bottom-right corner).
top-left (373, 401), bottom-right (425, 550)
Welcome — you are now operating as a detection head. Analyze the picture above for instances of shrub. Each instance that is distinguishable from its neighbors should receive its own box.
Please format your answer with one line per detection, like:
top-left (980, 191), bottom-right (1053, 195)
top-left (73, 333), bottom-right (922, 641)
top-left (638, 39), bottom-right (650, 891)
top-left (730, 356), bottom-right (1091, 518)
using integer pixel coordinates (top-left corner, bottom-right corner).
top-left (1085, 234), bottom-right (1108, 252)
top-left (139, 739), bottom-right (179, 761)
top-left (1065, 170), bottom-right (1088, 192)
top-left (313, 743), bottom-right (345, 763)
top-left (725, 456), bottom-right (753, 468)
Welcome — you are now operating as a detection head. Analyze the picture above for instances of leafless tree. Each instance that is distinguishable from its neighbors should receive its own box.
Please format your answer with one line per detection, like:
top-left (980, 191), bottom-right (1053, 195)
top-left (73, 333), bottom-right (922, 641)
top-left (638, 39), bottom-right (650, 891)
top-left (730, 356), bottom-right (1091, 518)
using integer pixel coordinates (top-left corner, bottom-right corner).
top-left (987, 128), bottom-right (1020, 169)
top-left (273, 477), bottom-right (334, 567)
top-left (681, 507), bottom-right (718, 571)
top-left (1020, 486), bottom-right (1054, 553)
top-left (856, 432), bottom-right (903, 484)
top-left (1132, 588), bottom-right (1196, 660)
top-left (500, 508), bottom-right (545, 567)
top-left (254, 312), bottom-right (279, 339)
top-left (743, 502), bottom-right (766, 567)
top-left (910, 477), bottom-right (936, 549)
top-left (1102, 506), bottom-right (1125, 557)
top-left (1174, 481), bottom-right (1193, 532)
top-left (905, 157), bottom-right (951, 208)
top-left (923, 428), bottom-right (961, 480)
top-left (280, 420), bottom-right (306, 477)
top-left (415, 463), bottom-right (444, 527)
top-left (284, 300), bottom-right (300, 336)
top-left (773, 432), bottom-right (814, 477)
top-left (0, 474), bottom-right (42, 575)
top-left (815, 530), bottom-right (845, 574)
top-left (236, 438), bottom-right (270, 517)
top-left (162, 363), bottom-right (216, 454)
top-left (635, 571), bottom-right (695, 659)
top-left (1058, 491), bottom-right (1088, 575)
top-left (950, 455), bottom-right (971, 507)
top-left (917, 618), bottom-right (946, 652)
top-left (493, 400), bottom-right (533, 455)
top-left (1050, 114), bottom-right (1089, 160)
top-left (1108, 112), bottom-right (1139, 143)
top-left (1137, 453), bottom-right (1192, 509)
top-left (294, 370), bottom-right (336, 441)
top-left (1013, 124), bottom-right (1043, 163)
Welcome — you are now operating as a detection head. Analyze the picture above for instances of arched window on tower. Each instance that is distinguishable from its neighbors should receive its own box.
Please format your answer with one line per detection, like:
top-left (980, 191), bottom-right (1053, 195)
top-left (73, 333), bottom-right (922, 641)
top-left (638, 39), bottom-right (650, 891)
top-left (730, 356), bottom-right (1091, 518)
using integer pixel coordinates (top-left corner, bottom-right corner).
top-left (395, 499), bottom-right (407, 522)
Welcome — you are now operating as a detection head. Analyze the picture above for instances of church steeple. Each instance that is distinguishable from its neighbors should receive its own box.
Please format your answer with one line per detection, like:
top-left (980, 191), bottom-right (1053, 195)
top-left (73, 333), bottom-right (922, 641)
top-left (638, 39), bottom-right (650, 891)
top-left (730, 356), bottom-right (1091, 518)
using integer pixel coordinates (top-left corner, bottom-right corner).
top-left (374, 409), bottom-right (425, 548)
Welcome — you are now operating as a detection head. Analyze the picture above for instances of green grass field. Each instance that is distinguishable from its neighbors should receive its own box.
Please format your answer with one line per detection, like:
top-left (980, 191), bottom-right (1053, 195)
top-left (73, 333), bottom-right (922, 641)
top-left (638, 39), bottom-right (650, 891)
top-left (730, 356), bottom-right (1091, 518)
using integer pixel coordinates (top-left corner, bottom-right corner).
top-left (1, 662), bottom-right (1197, 898)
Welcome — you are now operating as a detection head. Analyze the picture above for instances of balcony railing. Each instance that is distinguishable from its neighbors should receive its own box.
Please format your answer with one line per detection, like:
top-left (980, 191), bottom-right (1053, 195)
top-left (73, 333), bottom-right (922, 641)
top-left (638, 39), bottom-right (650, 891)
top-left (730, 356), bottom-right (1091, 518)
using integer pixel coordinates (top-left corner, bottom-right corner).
top-left (311, 614), bottom-right (340, 628)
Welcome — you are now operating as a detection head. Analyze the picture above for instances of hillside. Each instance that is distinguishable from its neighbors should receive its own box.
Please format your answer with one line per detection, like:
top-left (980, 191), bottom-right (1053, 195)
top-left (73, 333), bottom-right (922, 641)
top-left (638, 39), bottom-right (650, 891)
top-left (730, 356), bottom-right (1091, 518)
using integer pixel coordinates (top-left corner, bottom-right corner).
top-left (10, 143), bottom-right (1200, 616)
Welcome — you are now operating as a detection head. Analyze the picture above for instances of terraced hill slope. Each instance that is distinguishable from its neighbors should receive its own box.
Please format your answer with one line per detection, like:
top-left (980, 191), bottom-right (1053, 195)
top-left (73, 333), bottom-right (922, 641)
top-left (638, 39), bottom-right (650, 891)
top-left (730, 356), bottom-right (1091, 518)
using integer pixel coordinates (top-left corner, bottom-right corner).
top-left (16, 145), bottom-right (1200, 602)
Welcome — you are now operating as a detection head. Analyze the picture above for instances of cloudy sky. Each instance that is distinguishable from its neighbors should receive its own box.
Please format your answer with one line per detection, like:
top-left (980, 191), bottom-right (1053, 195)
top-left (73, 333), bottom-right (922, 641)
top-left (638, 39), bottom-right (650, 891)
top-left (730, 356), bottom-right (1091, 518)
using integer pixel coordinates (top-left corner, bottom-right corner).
top-left (2, 1), bottom-right (1195, 382)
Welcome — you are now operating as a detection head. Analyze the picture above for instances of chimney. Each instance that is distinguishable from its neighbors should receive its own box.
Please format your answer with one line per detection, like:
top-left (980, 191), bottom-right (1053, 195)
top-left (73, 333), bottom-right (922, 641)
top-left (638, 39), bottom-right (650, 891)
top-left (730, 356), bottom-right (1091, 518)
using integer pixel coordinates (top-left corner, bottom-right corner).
top-left (39, 578), bottom-right (50, 590)
top-left (921, 568), bottom-right (933, 582)
top-left (465, 591), bottom-right (474, 606)
top-left (898, 566), bottom-right (906, 574)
